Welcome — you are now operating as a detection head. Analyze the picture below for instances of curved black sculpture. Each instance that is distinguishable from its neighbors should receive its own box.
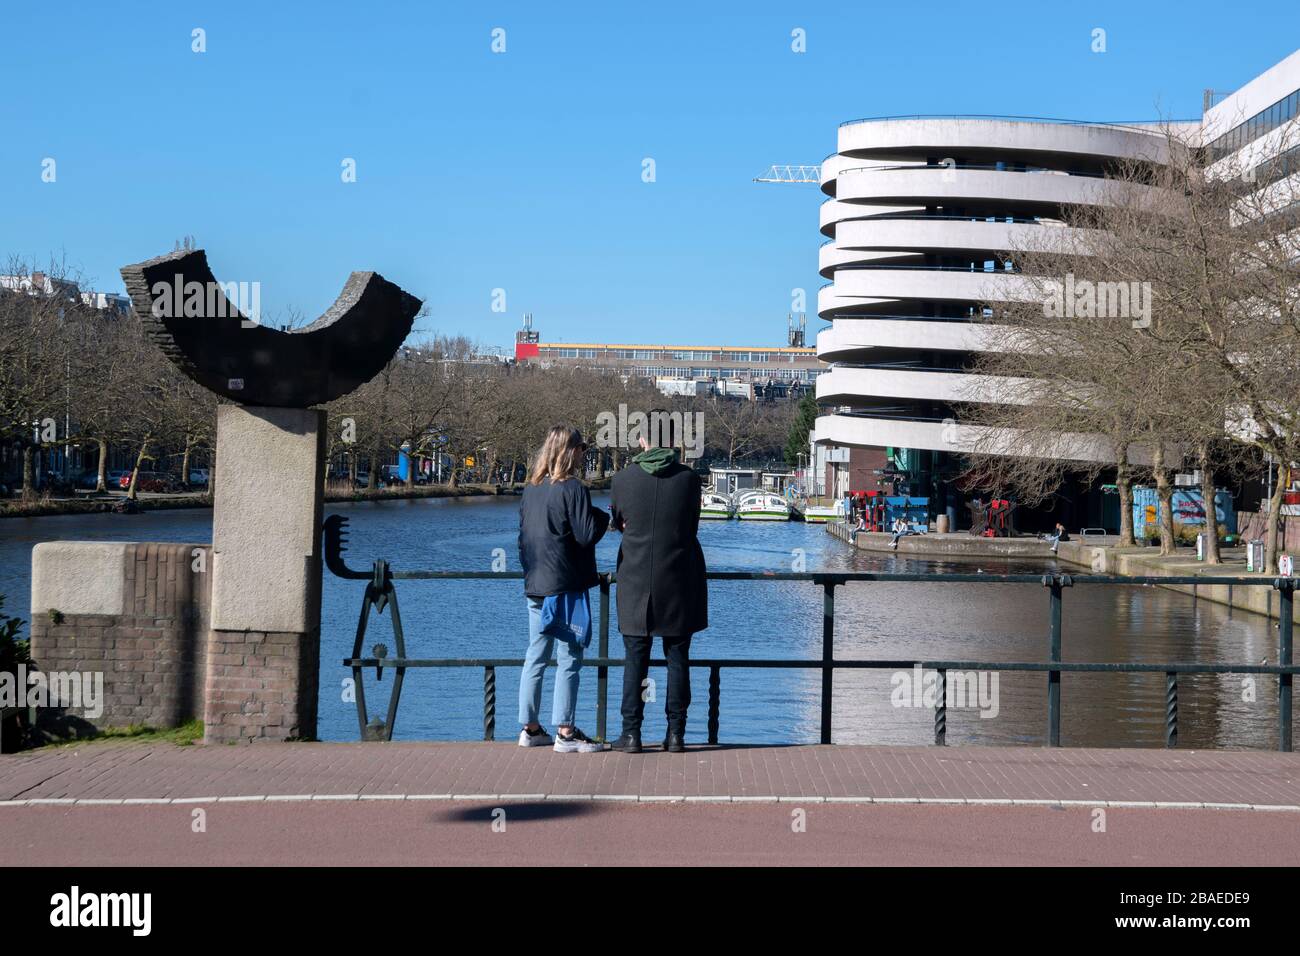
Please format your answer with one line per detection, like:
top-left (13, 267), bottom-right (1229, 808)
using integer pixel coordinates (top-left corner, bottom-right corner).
top-left (120, 249), bottom-right (421, 407)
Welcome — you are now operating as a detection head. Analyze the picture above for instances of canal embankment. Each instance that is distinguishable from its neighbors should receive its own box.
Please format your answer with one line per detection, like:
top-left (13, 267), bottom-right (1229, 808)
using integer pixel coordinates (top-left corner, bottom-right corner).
top-left (1054, 539), bottom-right (1300, 624)
top-left (831, 524), bottom-right (1058, 558)
top-left (0, 482), bottom-right (528, 519)
top-left (827, 520), bottom-right (1298, 622)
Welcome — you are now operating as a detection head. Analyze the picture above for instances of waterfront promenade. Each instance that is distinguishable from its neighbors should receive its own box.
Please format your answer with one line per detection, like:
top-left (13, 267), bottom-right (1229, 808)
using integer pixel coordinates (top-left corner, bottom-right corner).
top-left (4, 741), bottom-right (1300, 865)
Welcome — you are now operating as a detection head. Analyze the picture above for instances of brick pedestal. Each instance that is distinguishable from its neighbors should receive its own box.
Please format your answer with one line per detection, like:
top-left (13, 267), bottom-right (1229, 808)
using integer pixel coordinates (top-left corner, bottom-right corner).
top-left (204, 629), bottom-right (319, 742)
top-left (204, 405), bottom-right (325, 744)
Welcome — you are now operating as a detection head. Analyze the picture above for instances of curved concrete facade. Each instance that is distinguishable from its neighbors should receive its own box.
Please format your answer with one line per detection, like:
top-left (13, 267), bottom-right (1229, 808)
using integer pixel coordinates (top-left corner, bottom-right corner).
top-left (815, 116), bottom-right (1167, 457)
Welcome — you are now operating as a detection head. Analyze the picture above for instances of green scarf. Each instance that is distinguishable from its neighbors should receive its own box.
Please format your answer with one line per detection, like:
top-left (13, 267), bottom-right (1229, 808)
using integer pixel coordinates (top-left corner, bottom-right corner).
top-left (633, 446), bottom-right (677, 475)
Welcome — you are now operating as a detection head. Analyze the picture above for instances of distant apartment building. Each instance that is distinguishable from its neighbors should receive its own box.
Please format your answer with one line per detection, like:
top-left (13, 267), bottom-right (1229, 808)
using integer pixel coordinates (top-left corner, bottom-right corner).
top-left (513, 315), bottom-right (822, 399)
top-left (0, 273), bottom-right (130, 314)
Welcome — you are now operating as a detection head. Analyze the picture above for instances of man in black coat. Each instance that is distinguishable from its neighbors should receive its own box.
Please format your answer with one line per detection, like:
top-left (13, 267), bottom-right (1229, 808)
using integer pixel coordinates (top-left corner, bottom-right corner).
top-left (608, 416), bottom-right (707, 754)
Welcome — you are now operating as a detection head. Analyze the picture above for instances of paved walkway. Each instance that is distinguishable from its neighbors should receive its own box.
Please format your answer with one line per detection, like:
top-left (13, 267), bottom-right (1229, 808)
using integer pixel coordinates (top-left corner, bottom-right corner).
top-left (4, 742), bottom-right (1299, 864)
top-left (4, 741), bottom-right (1300, 807)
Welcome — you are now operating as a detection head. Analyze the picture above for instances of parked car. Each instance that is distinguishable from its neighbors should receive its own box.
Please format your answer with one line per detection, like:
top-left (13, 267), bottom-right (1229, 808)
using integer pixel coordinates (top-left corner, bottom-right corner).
top-left (380, 464), bottom-right (433, 485)
top-left (119, 471), bottom-right (176, 493)
top-left (188, 469), bottom-right (210, 486)
top-left (103, 470), bottom-right (130, 490)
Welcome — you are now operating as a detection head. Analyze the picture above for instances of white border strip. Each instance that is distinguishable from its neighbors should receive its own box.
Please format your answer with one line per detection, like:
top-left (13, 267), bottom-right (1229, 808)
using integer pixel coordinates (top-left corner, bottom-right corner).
top-left (0, 794), bottom-right (1296, 812)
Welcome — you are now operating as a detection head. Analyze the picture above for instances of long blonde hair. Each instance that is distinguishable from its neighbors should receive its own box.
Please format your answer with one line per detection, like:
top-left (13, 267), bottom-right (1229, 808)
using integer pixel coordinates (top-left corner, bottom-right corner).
top-left (528, 425), bottom-right (587, 485)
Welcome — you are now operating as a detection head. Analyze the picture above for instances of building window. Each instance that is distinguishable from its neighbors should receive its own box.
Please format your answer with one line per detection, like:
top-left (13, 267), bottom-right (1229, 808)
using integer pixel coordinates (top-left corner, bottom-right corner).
top-left (1208, 85), bottom-right (1300, 162)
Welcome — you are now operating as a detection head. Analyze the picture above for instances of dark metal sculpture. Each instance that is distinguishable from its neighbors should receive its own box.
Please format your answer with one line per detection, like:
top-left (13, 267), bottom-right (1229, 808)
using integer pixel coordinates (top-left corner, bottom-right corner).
top-left (120, 249), bottom-right (421, 406)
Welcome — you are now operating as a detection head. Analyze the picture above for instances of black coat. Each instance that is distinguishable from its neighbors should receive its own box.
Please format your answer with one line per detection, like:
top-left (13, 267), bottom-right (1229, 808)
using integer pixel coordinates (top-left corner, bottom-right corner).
top-left (518, 478), bottom-right (609, 597)
top-left (609, 461), bottom-right (708, 637)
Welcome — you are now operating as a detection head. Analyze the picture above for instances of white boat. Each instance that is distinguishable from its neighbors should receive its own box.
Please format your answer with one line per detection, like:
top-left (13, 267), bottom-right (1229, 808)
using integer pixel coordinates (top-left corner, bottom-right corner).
top-left (700, 490), bottom-right (734, 519)
top-left (734, 490), bottom-right (791, 521)
top-left (799, 501), bottom-right (844, 523)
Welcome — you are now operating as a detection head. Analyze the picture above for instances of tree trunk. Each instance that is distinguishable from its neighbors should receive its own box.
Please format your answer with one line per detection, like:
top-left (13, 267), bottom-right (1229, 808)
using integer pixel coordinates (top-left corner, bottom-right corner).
top-left (1198, 443), bottom-right (1221, 564)
top-left (95, 438), bottom-right (108, 492)
top-left (1264, 463), bottom-right (1288, 574)
top-left (1153, 454), bottom-right (1176, 556)
top-left (21, 445), bottom-right (36, 500)
top-left (181, 439), bottom-right (193, 492)
top-left (1116, 458), bottom-right (1136, 548)
top-left (127, 438), bottom-right (150, 501)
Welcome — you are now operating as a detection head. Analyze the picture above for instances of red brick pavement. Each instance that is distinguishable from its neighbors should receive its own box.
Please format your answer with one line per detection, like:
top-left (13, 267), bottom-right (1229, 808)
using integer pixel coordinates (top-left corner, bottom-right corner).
top-left (3, 741), bottom-right (1299, 809)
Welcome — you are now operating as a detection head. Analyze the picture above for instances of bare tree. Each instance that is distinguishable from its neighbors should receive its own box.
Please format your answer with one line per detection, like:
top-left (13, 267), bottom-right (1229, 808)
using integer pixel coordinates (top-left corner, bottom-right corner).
top-left (963, 120), bottom-right (1300, 563)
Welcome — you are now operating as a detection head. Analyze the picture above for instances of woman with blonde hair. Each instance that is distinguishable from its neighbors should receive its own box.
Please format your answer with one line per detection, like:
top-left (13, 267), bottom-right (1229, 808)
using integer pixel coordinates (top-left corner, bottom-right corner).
top-left (516, 425), bottom-right (610, 752)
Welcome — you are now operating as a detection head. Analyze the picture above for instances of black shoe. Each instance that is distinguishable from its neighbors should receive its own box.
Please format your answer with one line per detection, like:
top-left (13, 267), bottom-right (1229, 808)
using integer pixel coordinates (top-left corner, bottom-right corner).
top-left (611, 732), bottom-right (642, 754)
top-left (663, 730), bottom-right (685, 753)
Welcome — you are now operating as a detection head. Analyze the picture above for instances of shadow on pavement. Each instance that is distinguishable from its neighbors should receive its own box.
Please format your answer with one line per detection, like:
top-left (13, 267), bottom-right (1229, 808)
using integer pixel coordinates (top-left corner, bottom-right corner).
top-left (435, 801), bottom-right (599, 823)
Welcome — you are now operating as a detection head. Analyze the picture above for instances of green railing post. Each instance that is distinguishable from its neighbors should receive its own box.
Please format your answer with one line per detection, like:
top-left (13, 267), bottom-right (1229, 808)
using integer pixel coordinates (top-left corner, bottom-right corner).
top-left (1164, 671), bottom-right (1178, 749)
top-left (708, 666), bottom-right (720, 745)
top-left (934, 667), bottom-right (947, 746)
top-left (483, 666), bottom-right (496, 742)
top-left (597, 574), bottom-right (611, 742)
top-left (1044, 574), bottom-right (1070, 747)
top-left (820, 578), bottom-right (840, 745)
top-left (1277, 578), bottom-right (1294, 753)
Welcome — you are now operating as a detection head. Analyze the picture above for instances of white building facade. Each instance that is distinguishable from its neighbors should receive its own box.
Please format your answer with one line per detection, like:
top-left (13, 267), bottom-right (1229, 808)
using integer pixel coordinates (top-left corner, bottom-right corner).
top-left (812, 48), bottom-right (1300, 514)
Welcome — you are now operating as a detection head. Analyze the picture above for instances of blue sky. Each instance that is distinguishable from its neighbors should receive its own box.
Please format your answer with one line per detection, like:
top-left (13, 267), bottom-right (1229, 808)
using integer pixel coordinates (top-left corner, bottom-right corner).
top-left (3, 1), bottom-right (1298, 351)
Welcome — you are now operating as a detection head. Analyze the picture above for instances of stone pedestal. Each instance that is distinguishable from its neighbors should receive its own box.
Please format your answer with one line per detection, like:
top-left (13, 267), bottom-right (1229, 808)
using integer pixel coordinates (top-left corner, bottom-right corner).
top-left (205, 405), bottom-right (325, 743)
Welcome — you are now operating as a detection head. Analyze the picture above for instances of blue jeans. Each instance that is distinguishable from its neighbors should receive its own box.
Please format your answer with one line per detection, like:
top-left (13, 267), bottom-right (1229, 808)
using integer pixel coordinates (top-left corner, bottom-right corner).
top-left (518, 597), bottom-right (584, 727)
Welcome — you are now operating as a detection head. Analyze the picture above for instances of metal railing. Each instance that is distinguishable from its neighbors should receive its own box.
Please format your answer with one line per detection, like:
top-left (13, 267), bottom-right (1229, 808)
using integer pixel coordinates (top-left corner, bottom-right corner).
top-left (836, 163), bottom-right (1108, 179)
top-left (836, 113), bottom-right (1197, 129)
top-left (323, 515), bottom-right (1298, 751)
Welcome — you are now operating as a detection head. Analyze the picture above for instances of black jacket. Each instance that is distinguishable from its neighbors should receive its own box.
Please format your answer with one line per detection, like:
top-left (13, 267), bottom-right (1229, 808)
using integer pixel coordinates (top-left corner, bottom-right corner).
top-left (609, 461), bottom-right (708, 637)
top-left (518, 478), bottom-right (609, 597)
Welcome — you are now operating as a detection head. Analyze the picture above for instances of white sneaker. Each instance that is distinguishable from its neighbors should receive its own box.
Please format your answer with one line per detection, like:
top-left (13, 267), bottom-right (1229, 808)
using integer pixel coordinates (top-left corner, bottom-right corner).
top-left (553, 727), bottom-right (605, 753)
top-left (518, 726), bottom-right (553, 747)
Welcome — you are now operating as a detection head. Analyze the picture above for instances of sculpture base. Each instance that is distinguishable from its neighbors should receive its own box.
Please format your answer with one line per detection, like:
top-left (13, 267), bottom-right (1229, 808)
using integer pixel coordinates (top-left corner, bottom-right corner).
top-left (206, 405), bottom-right (325, 743)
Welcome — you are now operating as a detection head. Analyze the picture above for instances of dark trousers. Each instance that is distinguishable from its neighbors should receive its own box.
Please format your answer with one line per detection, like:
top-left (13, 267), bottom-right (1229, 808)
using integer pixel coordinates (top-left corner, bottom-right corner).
top-left (620, 634), bottom-right (692, 736)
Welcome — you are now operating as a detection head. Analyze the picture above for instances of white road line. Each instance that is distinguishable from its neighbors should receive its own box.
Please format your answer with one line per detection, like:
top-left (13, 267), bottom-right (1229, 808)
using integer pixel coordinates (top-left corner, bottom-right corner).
top-left (0, 794), bottom-right (1298, 812)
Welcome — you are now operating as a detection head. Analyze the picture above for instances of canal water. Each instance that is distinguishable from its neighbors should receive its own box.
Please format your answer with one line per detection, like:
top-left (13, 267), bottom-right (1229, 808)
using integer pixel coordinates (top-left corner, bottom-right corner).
top-left (0, 495), bottom-right (1288, 748)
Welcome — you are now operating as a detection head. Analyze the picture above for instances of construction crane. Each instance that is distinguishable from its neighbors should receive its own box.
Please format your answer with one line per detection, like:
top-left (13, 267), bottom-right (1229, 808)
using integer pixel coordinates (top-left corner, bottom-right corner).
top-left (753, 164), bottom-right (821, 184)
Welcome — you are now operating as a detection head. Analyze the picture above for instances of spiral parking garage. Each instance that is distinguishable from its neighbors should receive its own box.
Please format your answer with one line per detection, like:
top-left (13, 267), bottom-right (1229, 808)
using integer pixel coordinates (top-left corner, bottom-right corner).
top-left (811, 115), bottom-right (1184, 530)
